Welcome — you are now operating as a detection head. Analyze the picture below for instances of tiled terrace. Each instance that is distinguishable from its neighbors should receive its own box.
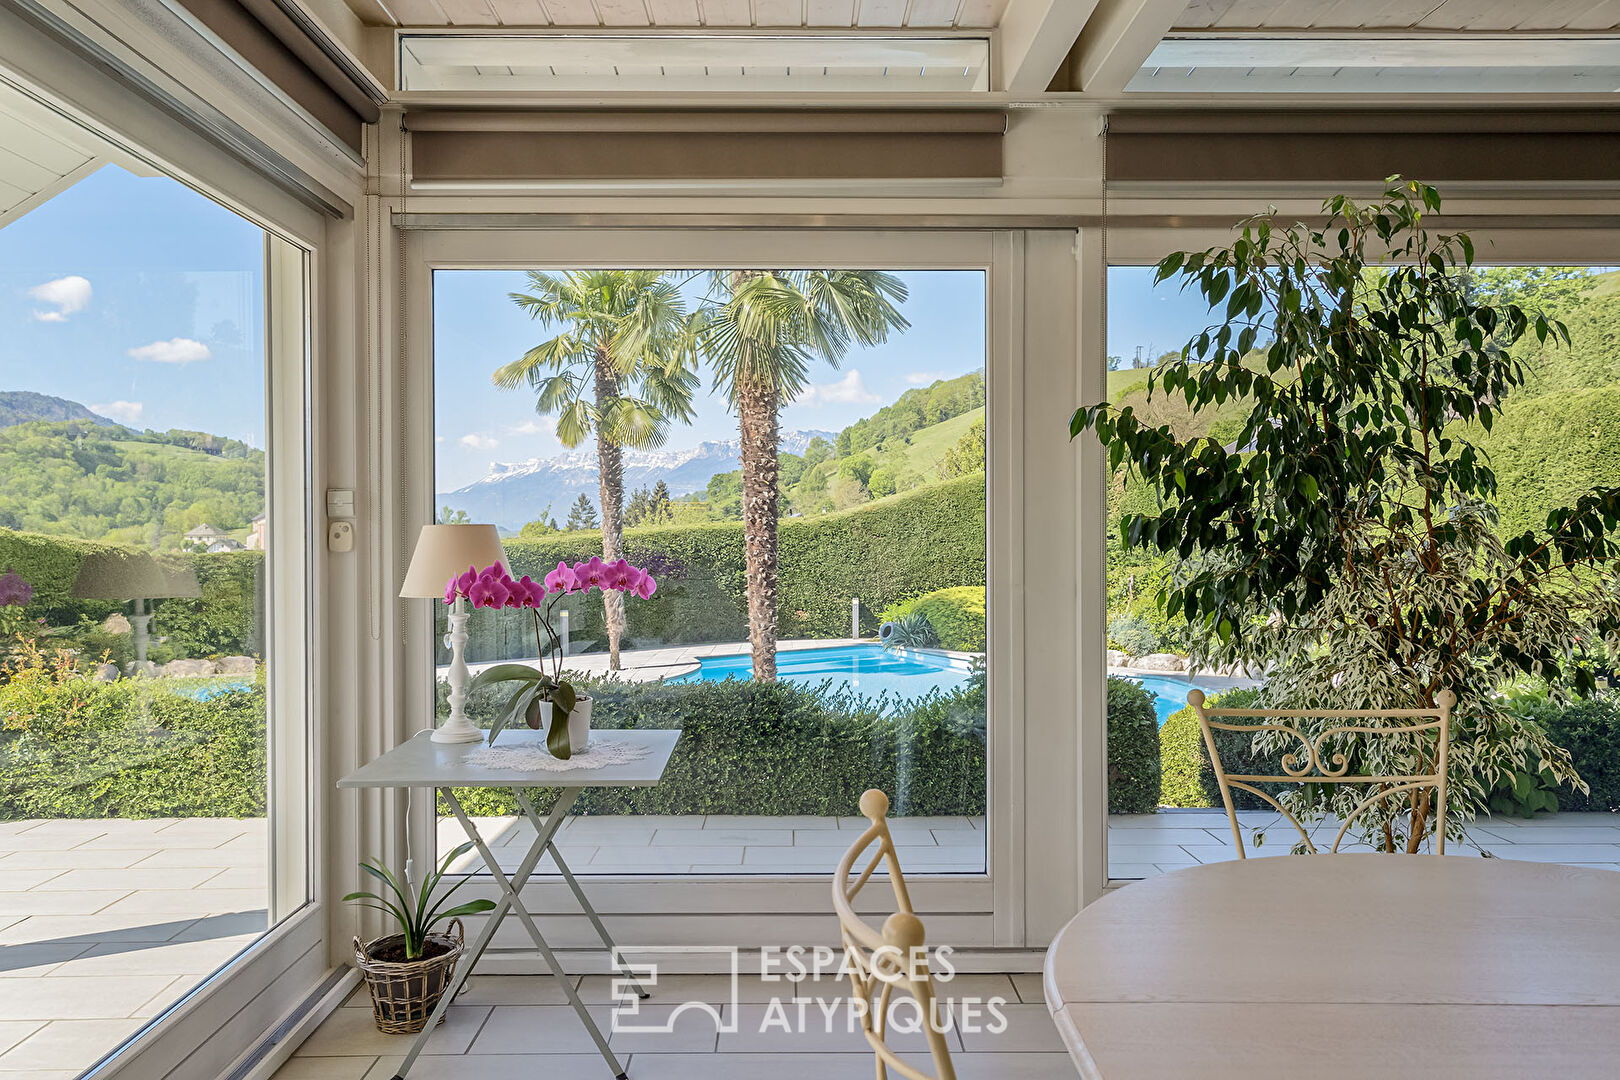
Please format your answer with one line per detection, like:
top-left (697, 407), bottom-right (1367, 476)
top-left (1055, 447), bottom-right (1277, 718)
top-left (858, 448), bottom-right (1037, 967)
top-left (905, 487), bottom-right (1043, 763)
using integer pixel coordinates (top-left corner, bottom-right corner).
top-left (440, 809), bottom-right (1620, 879)
top-left (0, 817), bottom-right (267, 1077)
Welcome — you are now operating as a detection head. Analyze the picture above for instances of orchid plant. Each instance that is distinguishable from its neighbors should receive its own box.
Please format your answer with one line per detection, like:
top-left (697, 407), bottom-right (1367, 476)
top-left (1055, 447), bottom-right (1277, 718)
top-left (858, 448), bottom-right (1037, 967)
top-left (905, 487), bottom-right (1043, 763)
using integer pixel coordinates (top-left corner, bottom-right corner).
top-left (456, 557), bottom-right (657, 756)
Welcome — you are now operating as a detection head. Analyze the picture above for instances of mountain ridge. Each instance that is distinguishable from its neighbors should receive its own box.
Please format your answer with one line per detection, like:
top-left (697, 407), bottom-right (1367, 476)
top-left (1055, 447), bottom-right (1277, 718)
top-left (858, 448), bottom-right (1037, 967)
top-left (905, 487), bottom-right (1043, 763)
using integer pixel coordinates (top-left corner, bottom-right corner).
top-left (0, 391), bottom-right (117, 429)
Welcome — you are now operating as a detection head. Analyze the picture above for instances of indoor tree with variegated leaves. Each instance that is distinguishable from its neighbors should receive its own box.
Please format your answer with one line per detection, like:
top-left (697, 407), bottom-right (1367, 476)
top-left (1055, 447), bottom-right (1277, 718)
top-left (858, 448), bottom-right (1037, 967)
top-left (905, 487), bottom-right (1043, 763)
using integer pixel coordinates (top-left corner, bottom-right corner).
top-left (1071, 178), bottom-right (1620, 850)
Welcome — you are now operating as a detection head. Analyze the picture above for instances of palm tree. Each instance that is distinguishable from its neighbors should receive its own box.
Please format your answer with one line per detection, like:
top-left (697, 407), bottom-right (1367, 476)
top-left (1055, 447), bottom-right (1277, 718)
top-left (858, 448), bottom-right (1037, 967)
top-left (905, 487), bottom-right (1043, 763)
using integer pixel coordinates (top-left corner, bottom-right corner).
top-left (497, 270), bottom-right (698, 669)
top-left (697, 270), bottom-right (909, 680)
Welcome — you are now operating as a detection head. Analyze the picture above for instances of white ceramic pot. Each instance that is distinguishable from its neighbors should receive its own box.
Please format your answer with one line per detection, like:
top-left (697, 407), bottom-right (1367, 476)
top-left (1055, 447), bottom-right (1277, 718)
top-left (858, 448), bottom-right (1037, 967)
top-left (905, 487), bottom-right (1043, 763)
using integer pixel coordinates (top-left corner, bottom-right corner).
top-left (534, 696), bottom-right (592, 756)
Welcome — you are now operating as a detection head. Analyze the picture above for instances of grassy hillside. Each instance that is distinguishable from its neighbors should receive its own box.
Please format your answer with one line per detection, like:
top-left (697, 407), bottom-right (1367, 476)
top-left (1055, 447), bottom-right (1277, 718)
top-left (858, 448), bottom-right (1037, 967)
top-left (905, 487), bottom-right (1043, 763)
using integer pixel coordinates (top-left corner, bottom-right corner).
top-left (0, 419), bottom-right (263, 549)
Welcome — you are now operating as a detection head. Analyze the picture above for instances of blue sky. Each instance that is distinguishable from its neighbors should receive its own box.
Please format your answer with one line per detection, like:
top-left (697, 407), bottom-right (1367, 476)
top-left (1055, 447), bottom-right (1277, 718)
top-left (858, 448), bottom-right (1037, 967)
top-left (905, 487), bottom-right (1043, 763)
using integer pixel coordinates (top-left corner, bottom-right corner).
top-left (434, 269), bottom-right (989, 490)
top-left (1107, 265), bottom-right (1225, 368)
top-left (0, 165), bottom-right (266, 446)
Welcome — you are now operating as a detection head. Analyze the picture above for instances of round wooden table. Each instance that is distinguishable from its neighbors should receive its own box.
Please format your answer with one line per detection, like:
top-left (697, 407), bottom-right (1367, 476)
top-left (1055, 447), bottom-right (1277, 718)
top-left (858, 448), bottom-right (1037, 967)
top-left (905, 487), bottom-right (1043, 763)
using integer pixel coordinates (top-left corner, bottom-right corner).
top-left (1043, 855), bottom-right (1620, 1080)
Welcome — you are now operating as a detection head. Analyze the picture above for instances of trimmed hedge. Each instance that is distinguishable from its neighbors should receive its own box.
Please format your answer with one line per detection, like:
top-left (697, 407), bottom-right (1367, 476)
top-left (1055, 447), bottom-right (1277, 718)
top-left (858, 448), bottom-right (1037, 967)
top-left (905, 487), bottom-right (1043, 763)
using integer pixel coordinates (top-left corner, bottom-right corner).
top-left (438, 676), bottom-right (988, 818)
top-left (456, 475), bottom-right (987, 661)
top-left (0, 667), bottom-right (266, 819)
top-left (879, 586), bottom-right (986, 652)
top-left (1107, 677), bottom-right (1160, 814)
top-left (0, 527), bottom-right (262, 660)
top-left (1158, 687), bottom-right (1271, 809)
top-left (1511, 693), bottom-right (1620, 813)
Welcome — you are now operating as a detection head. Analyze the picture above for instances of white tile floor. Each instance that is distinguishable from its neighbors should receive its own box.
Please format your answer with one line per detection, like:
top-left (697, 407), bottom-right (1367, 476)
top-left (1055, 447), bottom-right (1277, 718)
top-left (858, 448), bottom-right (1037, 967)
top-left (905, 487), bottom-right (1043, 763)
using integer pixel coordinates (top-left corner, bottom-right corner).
top-left (0, 817), bottom-right (267, 1077)
top-left (276, 972), bottom-right (1075, 1080)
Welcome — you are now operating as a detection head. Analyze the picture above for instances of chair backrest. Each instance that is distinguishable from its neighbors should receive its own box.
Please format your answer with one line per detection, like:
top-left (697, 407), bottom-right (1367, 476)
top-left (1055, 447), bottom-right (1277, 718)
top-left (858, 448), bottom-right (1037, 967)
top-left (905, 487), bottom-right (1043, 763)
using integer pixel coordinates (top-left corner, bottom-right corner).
top-left (832, 789), bottom-right (957, 1080)
top-left (1190, 688), bottom-right (1456, 857)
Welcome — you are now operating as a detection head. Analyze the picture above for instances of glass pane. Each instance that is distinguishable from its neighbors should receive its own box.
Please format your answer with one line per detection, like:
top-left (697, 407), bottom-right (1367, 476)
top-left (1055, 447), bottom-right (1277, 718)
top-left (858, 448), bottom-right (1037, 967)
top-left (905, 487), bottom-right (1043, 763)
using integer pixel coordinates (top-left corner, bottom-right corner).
top-left (0, 96), bottom-right (284, 1074)
top-left (432, 268), bottom-right (988, 876)
top-left (1103, 263), bottom-right (1620, 881)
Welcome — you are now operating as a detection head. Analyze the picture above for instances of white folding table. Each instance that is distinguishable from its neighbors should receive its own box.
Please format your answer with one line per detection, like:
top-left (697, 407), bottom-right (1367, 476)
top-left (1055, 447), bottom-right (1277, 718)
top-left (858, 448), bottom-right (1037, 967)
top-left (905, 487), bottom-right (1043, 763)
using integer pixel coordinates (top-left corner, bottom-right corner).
top-left (338, 727), bottom-right (682, 1080)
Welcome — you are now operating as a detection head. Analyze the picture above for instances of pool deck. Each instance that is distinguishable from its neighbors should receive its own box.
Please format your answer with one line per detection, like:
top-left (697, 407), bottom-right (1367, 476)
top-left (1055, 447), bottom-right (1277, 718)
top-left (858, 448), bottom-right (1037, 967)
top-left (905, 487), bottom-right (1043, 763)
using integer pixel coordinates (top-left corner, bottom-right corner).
top-left (458, 638), bottom-right (866, 684)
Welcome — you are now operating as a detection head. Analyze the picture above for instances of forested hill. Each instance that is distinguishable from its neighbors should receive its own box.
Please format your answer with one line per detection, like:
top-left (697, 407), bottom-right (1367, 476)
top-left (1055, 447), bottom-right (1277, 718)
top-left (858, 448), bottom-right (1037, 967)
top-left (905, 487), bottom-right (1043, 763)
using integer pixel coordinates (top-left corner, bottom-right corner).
top-left (0, 391), bottom-right (116, 429)
top-left (836, 370), bottom-right (984, 456)
top-left (0, 415), bottom-right (263, 550)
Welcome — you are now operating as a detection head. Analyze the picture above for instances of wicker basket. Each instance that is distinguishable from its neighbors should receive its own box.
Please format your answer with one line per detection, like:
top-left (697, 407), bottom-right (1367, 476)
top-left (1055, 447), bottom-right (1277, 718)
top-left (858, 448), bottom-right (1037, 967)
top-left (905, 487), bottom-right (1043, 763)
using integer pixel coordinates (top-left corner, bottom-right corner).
top-left (353, 919), bottom-right (465, 1035)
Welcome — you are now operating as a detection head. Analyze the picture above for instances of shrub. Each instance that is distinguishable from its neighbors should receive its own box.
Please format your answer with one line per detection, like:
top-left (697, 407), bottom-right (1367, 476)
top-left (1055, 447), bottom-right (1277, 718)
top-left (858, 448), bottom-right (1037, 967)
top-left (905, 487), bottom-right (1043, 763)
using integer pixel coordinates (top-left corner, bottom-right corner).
top-left (1158, 687), bottom-right (1270, 809)
top-left (439, 676), bottom-right (988, 819)
top-left (1509, 692), bottom-right (1620, 813)
top-left (1106, 677), bottom-right (1160, 814)
top-left (1107, 615), bottom-right (1158, 658)
top-left (0, 642), bottom-right (265, 818)
top-left (879, 586), bottom-right (986, 652)
top-left (880, 612), bottom-right (939, 650)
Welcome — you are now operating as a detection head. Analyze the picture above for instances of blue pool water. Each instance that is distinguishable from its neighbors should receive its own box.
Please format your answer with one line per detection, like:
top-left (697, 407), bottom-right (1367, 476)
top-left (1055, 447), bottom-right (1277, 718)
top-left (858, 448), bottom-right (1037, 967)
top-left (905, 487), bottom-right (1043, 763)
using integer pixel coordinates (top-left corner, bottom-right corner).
top-left (167, 679), bottom-right (253, 701)
top-left (666, 644), bottom-right (1199, 723)
top-left (666, 644), bottom-right (970, 701)
top-left (1127, 674), bottom-right (1197, 724)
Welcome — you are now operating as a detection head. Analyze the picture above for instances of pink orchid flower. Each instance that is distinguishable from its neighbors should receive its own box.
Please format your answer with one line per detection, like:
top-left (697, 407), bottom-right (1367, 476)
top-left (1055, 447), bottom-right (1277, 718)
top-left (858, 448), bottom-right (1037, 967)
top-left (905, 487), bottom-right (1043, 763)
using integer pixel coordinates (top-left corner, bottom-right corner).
top-left (635, 574), bottom-right (657, 600)
top-left (544, 561), bottom-right (576, 594)
top-left (573, 557), bottom-right (606, 591)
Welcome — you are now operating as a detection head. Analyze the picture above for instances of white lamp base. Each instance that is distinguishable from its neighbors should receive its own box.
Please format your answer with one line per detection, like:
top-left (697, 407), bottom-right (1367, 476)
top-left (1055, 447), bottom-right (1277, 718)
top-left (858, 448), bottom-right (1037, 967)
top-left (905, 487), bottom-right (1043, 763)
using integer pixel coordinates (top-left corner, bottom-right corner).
top-left (432, 718), bottom-right (484, 743)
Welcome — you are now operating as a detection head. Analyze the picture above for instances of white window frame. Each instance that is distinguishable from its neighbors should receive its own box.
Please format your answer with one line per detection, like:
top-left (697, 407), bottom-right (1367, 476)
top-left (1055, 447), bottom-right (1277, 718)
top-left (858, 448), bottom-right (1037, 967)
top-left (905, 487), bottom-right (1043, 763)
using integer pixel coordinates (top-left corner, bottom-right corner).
top-left (396, 225), bottom-right (1096, 956)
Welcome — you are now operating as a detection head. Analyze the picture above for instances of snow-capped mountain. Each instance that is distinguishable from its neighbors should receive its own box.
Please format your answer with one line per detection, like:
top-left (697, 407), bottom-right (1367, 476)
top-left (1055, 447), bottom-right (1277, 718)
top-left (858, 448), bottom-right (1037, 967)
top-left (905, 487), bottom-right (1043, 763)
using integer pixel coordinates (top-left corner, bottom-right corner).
top-left (437, 430), bottom-right (834, 531)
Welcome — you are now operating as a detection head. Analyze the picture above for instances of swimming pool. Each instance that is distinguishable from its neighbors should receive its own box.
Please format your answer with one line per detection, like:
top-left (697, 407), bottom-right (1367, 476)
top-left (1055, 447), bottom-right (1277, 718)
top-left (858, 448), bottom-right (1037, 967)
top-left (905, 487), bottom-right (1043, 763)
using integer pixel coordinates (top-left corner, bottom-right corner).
top-left (665, 643), bottom-right (971, 701)
top-left (666, 644), bottom-right (1200, 723)
top-left (1125, 673), bottom-right (1198, 724)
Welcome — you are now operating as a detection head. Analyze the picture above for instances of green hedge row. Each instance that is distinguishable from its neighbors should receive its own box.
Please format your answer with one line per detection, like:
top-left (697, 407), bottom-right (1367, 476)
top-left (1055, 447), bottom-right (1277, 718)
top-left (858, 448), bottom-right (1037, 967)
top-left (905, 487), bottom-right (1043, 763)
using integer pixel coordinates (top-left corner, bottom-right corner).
top-left (879, 587), bottom-right (986, 652)
top-left (1510, 693), bottom-right (1620, 813)
top-left (1107, 677), bottom-right (1160, 814)
top-left (1159, 688), bottom-right (1271, 810)
top-left (0, 527), bottom-right (262, 660)
top-left (456, 475), bottom-right (988, 661)
top-left (0, 670), bottom-right (266, 818)
top-left (438, 675), bottom-right (988, 818)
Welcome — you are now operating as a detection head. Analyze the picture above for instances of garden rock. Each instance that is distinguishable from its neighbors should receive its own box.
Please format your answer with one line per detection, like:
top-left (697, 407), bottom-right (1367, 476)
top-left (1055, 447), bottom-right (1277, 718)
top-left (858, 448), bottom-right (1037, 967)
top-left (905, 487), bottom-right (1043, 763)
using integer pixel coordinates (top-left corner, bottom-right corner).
top-left (101, 613), bottom-right (131, 635)
top-left (1135, 652), bottom-right (1187, 672)
top-left (217, 655), bottom-right (256, 675)
top-left (94, 662), bottom-right (120, 682)
top-left (1107, 649), bottom-right (1131, 668)
top-left (165, 658), bottom-right (217, 677)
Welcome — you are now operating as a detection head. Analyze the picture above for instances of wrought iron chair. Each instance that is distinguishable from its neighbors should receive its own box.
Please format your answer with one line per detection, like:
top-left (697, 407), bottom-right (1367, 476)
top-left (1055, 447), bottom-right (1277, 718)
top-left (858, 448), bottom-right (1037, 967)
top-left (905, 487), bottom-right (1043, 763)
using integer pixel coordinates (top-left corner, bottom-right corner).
top-left (1189, 688), bottom-right (1456, 857)
top-left (832, 789), bottom-right (957, 1080)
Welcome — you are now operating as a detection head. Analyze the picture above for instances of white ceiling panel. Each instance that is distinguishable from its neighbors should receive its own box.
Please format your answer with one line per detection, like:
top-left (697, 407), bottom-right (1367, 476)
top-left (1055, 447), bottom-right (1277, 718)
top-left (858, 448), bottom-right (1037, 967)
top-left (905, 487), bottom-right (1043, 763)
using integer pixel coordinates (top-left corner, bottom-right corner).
top-left (0, 85), bottom-right (135, 229)
top-left (1173, 0), bottom-right (1620, 30)
top-left (544, 0), bottom-right (606, 24)
top-left (488, 0), bottom-right (551, 23)
top-left (435, 0), bottom-right (500, 23)
top-left (805, 0), bottom-right (855, 23)
top-left (754, 0), bottom-right (804, 26)
top-left (697, 0), bottom-right (752, 24)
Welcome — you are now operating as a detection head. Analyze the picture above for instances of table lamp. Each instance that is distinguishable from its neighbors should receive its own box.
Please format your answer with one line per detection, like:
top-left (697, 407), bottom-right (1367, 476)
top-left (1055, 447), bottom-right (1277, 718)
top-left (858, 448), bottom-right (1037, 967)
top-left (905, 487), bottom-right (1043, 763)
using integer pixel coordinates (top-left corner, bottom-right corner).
top-left (73, 551), bottom-right (202, 666)
top-left (401, 523), bottom-right (507, 743)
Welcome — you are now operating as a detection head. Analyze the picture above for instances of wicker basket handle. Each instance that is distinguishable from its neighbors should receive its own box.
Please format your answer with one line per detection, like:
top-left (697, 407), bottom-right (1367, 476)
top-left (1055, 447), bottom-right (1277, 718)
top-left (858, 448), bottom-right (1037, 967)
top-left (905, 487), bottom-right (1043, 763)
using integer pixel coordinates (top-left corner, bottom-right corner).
top-left (446, 917), bottom-right (464, 944)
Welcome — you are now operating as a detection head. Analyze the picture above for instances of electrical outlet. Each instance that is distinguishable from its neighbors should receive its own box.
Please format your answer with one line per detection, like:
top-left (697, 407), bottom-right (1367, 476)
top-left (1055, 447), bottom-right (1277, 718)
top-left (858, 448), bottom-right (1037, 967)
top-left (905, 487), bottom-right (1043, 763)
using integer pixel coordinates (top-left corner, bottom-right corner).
top-left (328, 520), bottom-right (354, 552)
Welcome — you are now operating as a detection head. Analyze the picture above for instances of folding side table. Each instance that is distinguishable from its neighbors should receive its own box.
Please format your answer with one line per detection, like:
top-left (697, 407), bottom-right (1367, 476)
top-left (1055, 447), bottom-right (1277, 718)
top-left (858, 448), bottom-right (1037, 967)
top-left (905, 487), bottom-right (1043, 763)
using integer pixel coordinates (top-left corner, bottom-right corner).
top-left (339, 727), bottom-right (682, 1080)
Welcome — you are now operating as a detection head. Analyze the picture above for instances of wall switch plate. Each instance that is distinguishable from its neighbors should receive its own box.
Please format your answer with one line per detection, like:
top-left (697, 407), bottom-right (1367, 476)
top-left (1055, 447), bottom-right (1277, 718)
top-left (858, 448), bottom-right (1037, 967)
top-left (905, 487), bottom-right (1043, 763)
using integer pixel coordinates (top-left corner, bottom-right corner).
top-left (328, 520), bottom-right (354, 552)
top-left (326, 488), bottom-right (356, 519)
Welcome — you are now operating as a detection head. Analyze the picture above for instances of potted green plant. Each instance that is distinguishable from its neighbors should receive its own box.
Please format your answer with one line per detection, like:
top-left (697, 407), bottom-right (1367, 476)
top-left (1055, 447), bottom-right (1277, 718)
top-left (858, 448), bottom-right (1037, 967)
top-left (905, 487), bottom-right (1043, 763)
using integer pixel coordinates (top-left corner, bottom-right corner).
top-left (344, 841), bottom-right (496, 1034)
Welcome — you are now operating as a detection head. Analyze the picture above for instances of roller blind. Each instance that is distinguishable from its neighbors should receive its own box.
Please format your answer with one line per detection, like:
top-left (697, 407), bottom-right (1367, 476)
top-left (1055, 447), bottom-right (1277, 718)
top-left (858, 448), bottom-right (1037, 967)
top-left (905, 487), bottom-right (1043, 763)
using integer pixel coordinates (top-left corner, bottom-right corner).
top-left (173, 0), bottom-right (379, 152)
top-left (1105, 110), bottom-right (1620, 185)
top-left (405, 111), bottom-right (1006, 184)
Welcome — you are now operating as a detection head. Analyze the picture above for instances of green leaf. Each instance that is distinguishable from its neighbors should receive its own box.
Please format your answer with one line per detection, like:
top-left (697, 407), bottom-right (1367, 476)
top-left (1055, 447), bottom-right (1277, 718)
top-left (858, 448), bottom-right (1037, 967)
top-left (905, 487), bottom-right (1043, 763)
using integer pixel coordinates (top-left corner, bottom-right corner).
top-left (469, 663), bottom-right (548, 690)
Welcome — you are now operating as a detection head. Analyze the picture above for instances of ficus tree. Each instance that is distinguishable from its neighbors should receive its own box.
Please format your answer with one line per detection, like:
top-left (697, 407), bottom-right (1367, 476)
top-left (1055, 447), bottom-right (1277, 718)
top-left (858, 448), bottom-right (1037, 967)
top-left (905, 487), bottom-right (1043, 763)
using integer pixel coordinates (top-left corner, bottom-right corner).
top-left (1072, 179), bottom-right (1620, 849)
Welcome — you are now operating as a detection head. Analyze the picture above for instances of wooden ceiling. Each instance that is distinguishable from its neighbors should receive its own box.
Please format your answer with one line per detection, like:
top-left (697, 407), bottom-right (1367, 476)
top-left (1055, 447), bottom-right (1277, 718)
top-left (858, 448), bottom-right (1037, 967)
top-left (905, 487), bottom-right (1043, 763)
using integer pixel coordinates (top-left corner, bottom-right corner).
top-left (1175, 0), bottom-right (1620, 33)
top-left (345, 0), bottom-right (1008, 29)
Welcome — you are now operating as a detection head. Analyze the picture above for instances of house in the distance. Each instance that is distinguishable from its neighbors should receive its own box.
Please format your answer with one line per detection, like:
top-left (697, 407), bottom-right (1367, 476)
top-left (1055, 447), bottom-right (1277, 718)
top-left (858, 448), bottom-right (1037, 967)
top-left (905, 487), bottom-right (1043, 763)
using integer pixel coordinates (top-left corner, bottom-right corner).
top-left (182, 523), bottom-right (238, 552)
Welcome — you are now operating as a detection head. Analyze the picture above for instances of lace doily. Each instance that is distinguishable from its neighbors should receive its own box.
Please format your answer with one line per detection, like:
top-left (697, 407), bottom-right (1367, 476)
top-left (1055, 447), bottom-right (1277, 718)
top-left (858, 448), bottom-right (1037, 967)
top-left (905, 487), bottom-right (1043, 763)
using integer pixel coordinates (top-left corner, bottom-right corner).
top-left (464, 738), bottom-right (651, 772)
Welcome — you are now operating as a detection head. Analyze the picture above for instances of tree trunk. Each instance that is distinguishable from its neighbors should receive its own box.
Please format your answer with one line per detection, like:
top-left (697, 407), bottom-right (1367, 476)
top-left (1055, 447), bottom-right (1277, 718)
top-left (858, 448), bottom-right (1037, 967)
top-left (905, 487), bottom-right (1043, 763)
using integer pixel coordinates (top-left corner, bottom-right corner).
top-left (737, 368), bottom-right (780, 683)
top-left (594, 347), bottom-right (626, 670)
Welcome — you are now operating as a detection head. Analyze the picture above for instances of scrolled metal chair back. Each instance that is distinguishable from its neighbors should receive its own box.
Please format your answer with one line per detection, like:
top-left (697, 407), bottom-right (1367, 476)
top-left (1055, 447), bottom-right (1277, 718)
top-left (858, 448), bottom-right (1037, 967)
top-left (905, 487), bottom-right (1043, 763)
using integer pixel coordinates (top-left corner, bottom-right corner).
top-left (1190, 689), bottom-right (1456, 857)
top-left (832, 789), bottom-right (956, 1080)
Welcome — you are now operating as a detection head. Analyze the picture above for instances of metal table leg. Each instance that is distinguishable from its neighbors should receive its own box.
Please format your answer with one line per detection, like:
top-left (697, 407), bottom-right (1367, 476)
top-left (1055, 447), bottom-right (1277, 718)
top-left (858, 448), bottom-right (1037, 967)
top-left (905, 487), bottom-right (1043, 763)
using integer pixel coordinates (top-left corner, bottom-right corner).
top-left (393, 789), bottom-right (629, 1080)
top-left (514, 790), bottom-right (650, 1000)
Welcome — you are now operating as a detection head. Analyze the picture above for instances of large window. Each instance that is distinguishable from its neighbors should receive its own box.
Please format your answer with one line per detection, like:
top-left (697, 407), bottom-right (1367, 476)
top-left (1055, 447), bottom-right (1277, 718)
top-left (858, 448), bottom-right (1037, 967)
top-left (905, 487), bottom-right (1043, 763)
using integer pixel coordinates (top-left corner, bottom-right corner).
top-left (430, 267), bottom-right (989, 877)
top-left (1102, 261), bottom-right (1620, 881)
top-left (0, 84), bottom-right (306, 1076)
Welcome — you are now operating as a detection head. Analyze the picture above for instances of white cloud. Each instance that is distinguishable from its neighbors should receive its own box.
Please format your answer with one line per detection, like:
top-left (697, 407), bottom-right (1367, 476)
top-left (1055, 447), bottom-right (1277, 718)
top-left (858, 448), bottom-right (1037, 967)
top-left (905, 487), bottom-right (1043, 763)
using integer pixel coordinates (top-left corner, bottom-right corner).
top-left (904, 371), bottom-right (947, 386)
top-left (91, 400), bottom-right (143, 424)
top-left (128, 337), bottom-right (211, 365)
top-left (28, 275), bottom-right (91, 322)
top-left (509, 418), bottom-right (556, 438)
top-left (797, 370), bottom-right (880, 407)
top-left (460, 433), bottom-right (498, 450)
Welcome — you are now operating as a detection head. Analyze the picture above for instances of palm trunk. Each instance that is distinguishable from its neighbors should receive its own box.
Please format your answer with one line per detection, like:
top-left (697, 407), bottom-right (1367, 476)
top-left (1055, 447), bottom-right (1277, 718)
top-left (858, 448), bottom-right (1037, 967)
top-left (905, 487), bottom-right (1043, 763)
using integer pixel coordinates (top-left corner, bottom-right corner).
top-left (594, 347), bottom-right (626, 670)
top-left (737, 369), bottom-right (780, 683)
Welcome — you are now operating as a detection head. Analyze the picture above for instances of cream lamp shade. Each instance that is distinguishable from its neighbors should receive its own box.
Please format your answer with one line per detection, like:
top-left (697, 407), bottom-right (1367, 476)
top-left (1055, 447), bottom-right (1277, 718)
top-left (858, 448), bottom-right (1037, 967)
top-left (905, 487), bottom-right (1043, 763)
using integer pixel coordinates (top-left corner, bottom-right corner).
top-left (73, 551), bottom-right (202, 600)
top-left (400, 524), bottom-right (507, 599)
